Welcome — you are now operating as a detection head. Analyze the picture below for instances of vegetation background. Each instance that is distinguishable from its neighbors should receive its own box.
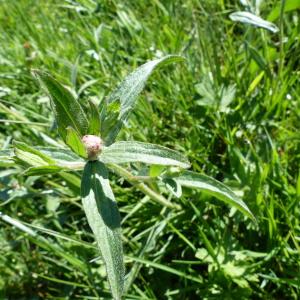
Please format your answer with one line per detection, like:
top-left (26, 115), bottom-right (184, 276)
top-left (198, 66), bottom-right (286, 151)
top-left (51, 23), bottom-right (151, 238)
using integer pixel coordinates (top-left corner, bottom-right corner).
top-left (0, 0), bottom-right (299, 299)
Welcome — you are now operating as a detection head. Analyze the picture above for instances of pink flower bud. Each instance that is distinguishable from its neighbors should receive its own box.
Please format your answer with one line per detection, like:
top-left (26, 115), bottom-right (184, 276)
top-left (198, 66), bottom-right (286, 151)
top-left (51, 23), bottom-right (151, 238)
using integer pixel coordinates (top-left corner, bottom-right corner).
top-left (82, 135), bottom-right (103, 161)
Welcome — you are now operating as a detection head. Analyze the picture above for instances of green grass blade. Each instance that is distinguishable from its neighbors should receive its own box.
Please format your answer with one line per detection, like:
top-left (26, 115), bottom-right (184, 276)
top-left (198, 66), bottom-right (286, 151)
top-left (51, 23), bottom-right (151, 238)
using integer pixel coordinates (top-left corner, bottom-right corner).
top-left (126, 256), bottom-right (203, 284)
top-left (81, 161), bottom-right (124, 300)
top-left (268, 0), bottom-right (300, 21)
top-left (100, 141), bottom-right (190, 168)
top-left (101, 55), bottom-right (184, 145)
top-left (0, 212), bottom-right (87, 272)
top-left (169, 171), bottom-right (256, 222)
top-left (33, 70), bottom-right (89, 141)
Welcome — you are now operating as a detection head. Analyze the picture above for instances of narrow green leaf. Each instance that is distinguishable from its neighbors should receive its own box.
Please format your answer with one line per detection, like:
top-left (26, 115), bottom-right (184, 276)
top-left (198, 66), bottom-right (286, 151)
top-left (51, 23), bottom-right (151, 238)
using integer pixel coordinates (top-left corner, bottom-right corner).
top-left (230, 11), bottom-right (279, 33)
top-left (36, 147), bottom-right (85, 170)
top-left (23, 165), bottom-right (63, 176)
top-left (101, 55), bottom-right (185, 145)
top-left (66, 126), bottom-right (87, 158)
top-left (81, 161), bottom-right (124, 300)
top-left (100, 141), bottom-right (190, 169)
top-left (14, 141), bottom-right (55, 167)
top-left (88, 99), bottom-right (101, 135)
top-left (126, 256), bottom-right (202, 284)
top-left (100, 100), bottom-right (121, 143)
top-left (13, 143), bottom-right (85, 171)
top-left (197, 229), bottom-right (219, 265)
top-left (168, 171), bottom-right (256, 221)
top-left (36, 147), bottom-right (83, 163)
top-left (247, 71), bottom-right (265, 95)
top-left (247, 43), bottom-right (271, 77)
top-left (33, 70), bottom-right (89, 141)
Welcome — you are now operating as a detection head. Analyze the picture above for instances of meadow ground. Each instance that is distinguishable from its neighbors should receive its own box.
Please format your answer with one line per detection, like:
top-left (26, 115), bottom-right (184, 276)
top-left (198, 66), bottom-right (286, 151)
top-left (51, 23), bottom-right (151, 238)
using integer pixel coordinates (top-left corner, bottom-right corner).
top-left (0, 0), bottom-right (299, 299)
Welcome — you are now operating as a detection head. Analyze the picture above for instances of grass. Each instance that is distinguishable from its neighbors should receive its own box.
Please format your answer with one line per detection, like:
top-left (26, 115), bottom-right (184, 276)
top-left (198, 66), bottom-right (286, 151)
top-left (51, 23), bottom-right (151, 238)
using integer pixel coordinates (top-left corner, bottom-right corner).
top-left (0, 0), bottom-right (300, 299)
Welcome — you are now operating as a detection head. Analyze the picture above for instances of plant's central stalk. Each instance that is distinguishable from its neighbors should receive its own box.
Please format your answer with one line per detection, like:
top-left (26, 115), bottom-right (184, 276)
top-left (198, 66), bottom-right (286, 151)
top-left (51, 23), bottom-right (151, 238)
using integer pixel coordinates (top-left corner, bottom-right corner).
top-left (82, 135), bottom-right (103, 161)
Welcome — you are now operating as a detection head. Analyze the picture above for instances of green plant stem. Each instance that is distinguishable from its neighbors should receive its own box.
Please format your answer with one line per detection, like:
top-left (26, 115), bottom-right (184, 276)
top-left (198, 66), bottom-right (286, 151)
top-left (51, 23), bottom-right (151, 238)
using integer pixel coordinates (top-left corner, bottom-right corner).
top-left (108, 164), bottom-right (181, 210)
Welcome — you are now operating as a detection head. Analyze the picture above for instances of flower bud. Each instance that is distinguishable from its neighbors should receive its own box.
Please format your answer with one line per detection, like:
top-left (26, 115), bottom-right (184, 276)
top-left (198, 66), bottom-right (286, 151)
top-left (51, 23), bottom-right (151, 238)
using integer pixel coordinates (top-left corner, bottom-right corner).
top-left (82, 135), bottom-right (103, 161)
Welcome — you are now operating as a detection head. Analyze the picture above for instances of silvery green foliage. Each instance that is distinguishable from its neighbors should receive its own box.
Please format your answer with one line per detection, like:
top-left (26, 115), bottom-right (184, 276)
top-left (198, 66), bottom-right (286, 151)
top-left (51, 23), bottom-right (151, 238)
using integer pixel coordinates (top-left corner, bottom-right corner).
top-left (100, 55), bottom-right (184, 145)
top-left (240, 0), bottom-right (264, 14)
top-left (101, 141), bottom-right (190, 168)
top-left (81, 161), bottom-right (124, 300)
top-left (12, 56), bottom-right (256, 299)
top-left (33, 70), bottom-right (89, 141)
top-left (230, 11), bottom-right (279, 33)
top-left (165, 171), bottom-right (255, 222)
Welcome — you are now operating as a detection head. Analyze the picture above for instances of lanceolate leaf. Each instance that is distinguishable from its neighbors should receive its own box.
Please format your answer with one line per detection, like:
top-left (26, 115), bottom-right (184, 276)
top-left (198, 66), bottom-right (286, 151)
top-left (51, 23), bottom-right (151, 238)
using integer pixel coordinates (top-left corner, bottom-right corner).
top-left (230, 11), bottom-right (279, 33)
top-left (88, 99), bottom-right (101, 135)
top-left (23, 165), bottom-right (63, 176)
top-left (81, 161), bottom-right (124, 300)
top-left (101, 55), bottom-right (184, 145)
top-left (100, 100), bottom-right (121, 144)
top-left (36, 147), bottom-right (83, 163)
top-left (66, 126), bottom-right (87, 158)
top-left (13, 142), bottom-right (84, 175)
top-left (100, 141), bottom-right (190, 168)
top-left (168, 171), bottom-right (255, 221)
top-left (33, 70), bottom-right (89, 141)
top-left (12, 143), bottom-right (85, 170)
top-left (36, 147), bottom-right (85, 170)
top-left (14, 141), bottom-right (55, 167)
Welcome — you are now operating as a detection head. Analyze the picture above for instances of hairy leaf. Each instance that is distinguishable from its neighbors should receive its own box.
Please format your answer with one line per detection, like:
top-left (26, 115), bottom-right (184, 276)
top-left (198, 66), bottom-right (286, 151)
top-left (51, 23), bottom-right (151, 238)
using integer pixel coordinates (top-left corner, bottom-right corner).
top-left (66, 126), bottom-right (87, 158)
top-left (168, 171), bottom-right (255, 221)
top-left (14, 141), bottom-right (55, 167)
top-left (13, 143), bottom-right (85, 170)
top-left (36, 147), bottom-right (85, 170)
top-left (36, 147), bottom-right (83, 163)
top-left (230, 11), bottom-right (279, 33)
top-left (33, 70), bottom-right (89, 141)
top-left (81, 161), bottom-right (124, 300)
top-left (101, 55), bottom-right (184, 145)
top-left (100, 141), bottom-right (190, 168)
top-left (23, 165), bottom-right (63, 176)
top-left (88, 99), bottom-right (101, 135)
